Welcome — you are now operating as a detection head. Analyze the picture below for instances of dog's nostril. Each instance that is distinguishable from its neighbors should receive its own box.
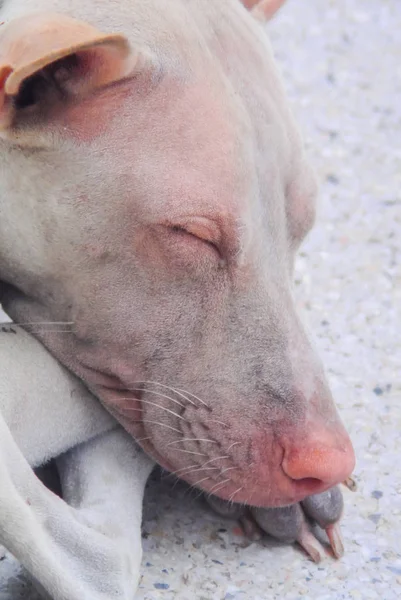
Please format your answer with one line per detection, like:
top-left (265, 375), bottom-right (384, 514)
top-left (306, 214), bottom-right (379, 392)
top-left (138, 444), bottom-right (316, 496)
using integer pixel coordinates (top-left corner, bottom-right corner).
top-left (281, 439), bottom-right (355, 489)
top-left (295, 477), bottom-right (322, 486)
top-left (291, 477), bottom-right (325, 494)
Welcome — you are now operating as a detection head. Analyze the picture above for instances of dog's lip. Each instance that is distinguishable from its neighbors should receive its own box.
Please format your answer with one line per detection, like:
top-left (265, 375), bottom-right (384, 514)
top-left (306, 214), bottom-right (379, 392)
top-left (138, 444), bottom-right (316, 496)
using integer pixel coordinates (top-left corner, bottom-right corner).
top-left (81, 365), bottom-right (129, 391)
top-left (177, 470), bottom-right (328, 508)
top-left (94, 383), bottom-right (179, 472)
top-left (92, 381), bottom-right (327, 509)
top-left (138, 435), bottom-right (328, 508)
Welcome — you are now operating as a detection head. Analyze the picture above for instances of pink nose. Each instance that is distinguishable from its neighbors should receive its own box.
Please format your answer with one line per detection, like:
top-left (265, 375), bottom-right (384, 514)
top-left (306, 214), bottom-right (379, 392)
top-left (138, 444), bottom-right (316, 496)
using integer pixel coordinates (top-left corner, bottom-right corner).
top-left (281, 429), bottom-right (355, 488)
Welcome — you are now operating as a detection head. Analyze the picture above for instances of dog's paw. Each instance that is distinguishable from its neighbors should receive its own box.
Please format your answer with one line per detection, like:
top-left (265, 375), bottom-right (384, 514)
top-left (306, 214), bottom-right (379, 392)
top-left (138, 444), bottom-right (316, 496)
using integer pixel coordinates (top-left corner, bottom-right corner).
top-left (250, 486), bottom-right (344, 562)
top-left (301, 485), bottom-right (345, 559)
top-left (206, 486), bottom-right (345, 563)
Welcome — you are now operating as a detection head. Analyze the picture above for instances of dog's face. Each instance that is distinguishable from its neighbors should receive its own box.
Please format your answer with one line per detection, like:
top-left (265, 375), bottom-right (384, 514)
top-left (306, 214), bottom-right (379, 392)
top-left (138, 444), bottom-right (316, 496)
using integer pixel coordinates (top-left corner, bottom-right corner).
top-left (0, 0), bottom-right (354, 507)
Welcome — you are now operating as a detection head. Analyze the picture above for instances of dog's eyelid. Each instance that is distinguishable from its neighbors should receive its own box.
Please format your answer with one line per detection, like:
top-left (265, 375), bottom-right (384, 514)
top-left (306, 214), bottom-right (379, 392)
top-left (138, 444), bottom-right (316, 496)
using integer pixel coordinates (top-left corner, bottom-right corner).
top-left (169, 216), bottom-right (222, 247)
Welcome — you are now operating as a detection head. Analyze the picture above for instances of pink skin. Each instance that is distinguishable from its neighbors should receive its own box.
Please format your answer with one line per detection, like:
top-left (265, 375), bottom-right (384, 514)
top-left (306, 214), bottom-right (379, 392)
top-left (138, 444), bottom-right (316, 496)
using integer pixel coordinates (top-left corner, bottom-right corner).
top-left (98, 385), bottom-right (354, 507)
top-left (0, 1), bottom-right (355, 509)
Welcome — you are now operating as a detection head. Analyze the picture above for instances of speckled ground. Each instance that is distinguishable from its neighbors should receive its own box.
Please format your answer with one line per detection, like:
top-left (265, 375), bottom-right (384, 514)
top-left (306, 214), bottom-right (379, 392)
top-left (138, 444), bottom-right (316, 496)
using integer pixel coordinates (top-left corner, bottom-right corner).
top-left (1, 0), bottom-right (400, 599)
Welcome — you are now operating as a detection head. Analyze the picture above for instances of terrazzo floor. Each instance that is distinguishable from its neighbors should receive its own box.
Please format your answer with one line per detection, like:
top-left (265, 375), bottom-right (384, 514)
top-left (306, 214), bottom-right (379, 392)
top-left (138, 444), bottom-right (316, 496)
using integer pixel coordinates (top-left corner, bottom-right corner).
top-left (1, 0), bottom-right (400, 598)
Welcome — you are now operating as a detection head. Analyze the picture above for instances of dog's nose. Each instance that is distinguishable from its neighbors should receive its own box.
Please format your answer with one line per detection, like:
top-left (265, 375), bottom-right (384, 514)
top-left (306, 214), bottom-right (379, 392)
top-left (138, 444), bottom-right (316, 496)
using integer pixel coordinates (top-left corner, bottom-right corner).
top-left (281, 425), bottom-right (355, 489)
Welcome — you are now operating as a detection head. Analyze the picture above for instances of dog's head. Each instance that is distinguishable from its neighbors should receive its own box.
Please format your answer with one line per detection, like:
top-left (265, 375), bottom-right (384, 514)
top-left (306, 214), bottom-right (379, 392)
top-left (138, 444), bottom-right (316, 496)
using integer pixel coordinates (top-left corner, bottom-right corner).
top-left (0, 0), bottom-right (354, 506)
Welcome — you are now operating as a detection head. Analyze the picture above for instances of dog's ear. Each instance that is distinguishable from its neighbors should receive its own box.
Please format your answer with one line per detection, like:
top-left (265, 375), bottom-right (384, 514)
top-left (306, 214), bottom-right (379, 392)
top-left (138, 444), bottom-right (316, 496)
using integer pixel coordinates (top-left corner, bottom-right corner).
top-left (240, 0), bottom-right (286, 21)
top-left (0, 12), bottom-right (141, 129)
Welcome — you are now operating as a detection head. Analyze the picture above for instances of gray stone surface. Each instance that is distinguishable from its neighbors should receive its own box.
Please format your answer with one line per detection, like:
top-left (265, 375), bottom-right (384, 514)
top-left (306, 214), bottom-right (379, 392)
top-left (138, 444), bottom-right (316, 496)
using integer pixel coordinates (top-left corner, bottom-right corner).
top-left (1, 0), bottom-right (400, 598)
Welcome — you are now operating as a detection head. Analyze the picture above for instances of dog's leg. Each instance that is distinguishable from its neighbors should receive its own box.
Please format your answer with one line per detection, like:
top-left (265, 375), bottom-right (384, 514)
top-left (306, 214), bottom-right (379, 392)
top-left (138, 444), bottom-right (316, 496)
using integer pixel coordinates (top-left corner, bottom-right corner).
top-left (0, 324), bottom-right (115, 465)
top-left (0, 416), bottom-right (154, 599)
top-left (55, 429), bottom-right (154, 598)
top-left (0, 325), bottom-right (155, 598)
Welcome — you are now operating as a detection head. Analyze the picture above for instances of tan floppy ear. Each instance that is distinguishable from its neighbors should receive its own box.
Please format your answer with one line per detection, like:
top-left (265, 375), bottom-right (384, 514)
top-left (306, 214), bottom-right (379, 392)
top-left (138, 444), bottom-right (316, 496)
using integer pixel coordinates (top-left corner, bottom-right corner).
top-left (0, 12), bottom-right (139, 129)
top-left (241, 0), bottom-right (286, 21)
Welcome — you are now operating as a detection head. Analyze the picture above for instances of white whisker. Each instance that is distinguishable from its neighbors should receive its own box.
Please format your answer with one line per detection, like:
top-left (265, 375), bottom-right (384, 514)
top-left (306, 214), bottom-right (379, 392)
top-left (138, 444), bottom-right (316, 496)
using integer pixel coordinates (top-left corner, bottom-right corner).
top-left (22, 329), bottom-right (73, 333)
top-left (174, 449), bottom-right (208, 457)
top-left (191, 476), bottom-right (213, 488)
top-left (173, 386), bottom-right (209, 408)
top-left (200, 456), bottom-right (230, 467)
top-left (128, 387), bottom-right (186, 409)
top-left (227, 441), bottom-right (241, 451)
top-left (208, 479), bottom-right (231, 496)
top-left (164, 455), bottom-right (230, 480)
top-left (164, 464), bottom-right (198, 478)
top-left (131, 381), bottom-right (197, 407)
top-left (10, 321), bottom-right (74, 325)
top-left (39, 331), bottom-right (73, 334)
top-left (122, 398), bottom-right (187, 422)
top-left (187, 466), bottom-right (221, 474)
top-left (191, 487), bottom-right (207, 502)
top-left (228, 486), bottom-right (243, 503)
top-left (122, 380), bottom-right (209, 410)
top-left (167, 438), bottom-right (219, 447)
top-left (219, 466), bottom-right (238, 475)
top-left (208, 419), bottom-right (229, 428)
top-left (131, 419), bottom-right (182, 434)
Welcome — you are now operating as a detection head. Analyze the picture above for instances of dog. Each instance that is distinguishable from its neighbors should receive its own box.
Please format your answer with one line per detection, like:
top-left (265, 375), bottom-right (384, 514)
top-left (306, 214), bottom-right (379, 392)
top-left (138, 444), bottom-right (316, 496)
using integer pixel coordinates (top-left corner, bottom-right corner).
top-left (0, 1), bottom-right (355, 597)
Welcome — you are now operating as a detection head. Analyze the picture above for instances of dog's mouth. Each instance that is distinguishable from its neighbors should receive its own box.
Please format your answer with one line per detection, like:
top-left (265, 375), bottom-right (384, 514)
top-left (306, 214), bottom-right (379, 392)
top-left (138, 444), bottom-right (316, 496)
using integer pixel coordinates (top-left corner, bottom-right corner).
top-left (87, 379), bottom-right (329, 508)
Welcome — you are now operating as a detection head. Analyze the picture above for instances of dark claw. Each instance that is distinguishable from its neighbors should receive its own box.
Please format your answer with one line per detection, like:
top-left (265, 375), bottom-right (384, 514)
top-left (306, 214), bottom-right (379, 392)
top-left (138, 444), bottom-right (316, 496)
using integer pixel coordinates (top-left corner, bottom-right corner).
top-left (342, 476), bottom-right (358, 492)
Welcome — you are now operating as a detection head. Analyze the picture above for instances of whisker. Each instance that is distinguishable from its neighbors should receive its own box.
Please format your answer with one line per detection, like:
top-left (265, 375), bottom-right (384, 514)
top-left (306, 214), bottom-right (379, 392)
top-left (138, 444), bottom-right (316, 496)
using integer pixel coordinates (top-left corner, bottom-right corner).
top-left (9, 321), bottom-right (74, 325)
top-left (164, 464), bottom-right (198, 478)
top-left (167, 438), bottom-right (219, 447)
top-left (219, 466), bottom-right (238, 475)
top-left (208, 479), bottom-right (231, 496)
top-left (171, 476), bottom-right (187, 491)
top-left (127, 387), bottom-right (186, 409)
top-left (208, 419), bottom-right (229, 428)
top-left (175, 467), bottom-right (221, 495)
top-left (173, 386), bottom-right (209, 408)
top-left (164, 455), bottom-right (230, 480)
top-left (191, 476), bottom-right (213, 488)
top-left (227, 441), bottom-right (241, 451)
top-left (129, 381), bottom-right (197, 407)
top-left (130, 419), bottom-right (181, 434)
top-left (22, 329), bottom-right (73, 333)
top-left (200, 456), bottom-right (230, 467)
top-left (228, 486), bottom-right (243, 503)
top-left (186, 466), bottom-right (221, 474)
top-left (121, 398), bottom-right (187, 422)
top-left (174, 449), bottom-right (208, 457)
top-left (191, 489), bottom-right (206, 502)
top-left (121, 380), bottom-right (209, 411)
top-left (135, 436), bottom-right (151, 443)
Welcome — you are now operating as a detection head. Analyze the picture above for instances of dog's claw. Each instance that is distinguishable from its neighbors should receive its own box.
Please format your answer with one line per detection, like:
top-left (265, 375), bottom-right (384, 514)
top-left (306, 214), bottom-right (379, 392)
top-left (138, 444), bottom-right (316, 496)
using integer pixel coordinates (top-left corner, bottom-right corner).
top-left (326, 523), bottom-right (344, 558)
top-left (207, 485), bottom-right (346, 563)
top-left (342, 476), bottom-right (357, 492)
top-left (296, 521), bottom-right (327, 563)
top-left (239, 513), bottom-right (263, 541)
